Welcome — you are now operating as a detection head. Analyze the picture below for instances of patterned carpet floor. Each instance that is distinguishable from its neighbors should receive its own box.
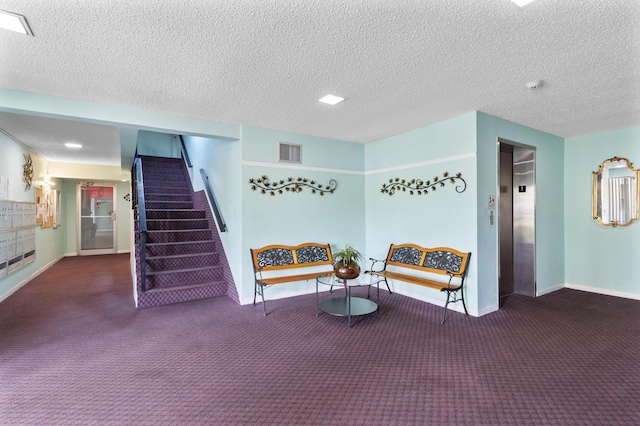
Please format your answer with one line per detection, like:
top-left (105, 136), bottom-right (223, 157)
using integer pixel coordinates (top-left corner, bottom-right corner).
top-left (1, 254), bottom-right (639, 425)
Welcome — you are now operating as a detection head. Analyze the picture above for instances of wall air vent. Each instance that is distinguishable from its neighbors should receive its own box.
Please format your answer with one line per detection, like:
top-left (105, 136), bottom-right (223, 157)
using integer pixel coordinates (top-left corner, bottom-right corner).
top-left (279, 142), bottom-right (302, 163)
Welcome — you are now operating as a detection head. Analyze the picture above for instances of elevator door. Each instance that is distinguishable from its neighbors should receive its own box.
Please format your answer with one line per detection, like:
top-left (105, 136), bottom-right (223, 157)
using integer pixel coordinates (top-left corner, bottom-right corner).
top-left (499, 146), bottom-right (514, 303)
top-left (512, 148), bottom-right (536, 297)
top-left (499, 141), bottom-right (536, 306)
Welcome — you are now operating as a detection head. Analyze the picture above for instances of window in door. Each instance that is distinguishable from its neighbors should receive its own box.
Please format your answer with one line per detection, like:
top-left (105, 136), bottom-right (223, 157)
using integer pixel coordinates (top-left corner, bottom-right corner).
top-left (78, 184), bottom-right (117, 255)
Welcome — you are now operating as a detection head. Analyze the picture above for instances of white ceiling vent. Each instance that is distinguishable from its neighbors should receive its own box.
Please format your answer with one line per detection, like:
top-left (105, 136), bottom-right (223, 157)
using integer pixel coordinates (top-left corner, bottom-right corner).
top-left (279, 142), bottom-right (301, 163)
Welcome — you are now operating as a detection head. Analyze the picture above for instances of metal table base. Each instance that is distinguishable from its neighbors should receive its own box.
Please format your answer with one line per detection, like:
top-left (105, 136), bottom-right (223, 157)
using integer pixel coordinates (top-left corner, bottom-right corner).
top-left (316, 276), bottom-right (380, 327)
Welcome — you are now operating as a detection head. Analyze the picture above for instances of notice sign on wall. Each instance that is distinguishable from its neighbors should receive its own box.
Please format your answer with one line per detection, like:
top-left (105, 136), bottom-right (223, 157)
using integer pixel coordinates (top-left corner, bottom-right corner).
top-left (488, 195), bottom-right (496, 210)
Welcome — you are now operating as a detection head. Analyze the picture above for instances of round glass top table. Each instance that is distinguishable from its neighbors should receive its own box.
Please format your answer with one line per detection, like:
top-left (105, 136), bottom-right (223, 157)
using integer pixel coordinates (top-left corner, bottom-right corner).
top-left (315, 274), bottom-right (382, 327)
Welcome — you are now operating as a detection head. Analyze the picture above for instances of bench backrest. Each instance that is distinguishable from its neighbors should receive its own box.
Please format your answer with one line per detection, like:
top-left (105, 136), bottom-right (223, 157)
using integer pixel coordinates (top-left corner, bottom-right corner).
top-left (385, 243), bottom-right (471, 278)
top-left (251, 242), bottom-right (333, 273)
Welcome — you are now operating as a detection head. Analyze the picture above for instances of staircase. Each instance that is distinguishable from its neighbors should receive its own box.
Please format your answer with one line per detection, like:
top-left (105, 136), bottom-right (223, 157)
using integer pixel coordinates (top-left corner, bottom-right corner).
top-left (134, 155), bottom-right (231, 307)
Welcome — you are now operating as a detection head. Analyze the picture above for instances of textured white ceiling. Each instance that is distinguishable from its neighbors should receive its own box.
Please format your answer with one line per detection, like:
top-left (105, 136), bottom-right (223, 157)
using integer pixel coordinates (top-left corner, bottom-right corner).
top-left (0, 112), bottom-right (120, 165)
top-left (0, 0), bottom-right (639, 166)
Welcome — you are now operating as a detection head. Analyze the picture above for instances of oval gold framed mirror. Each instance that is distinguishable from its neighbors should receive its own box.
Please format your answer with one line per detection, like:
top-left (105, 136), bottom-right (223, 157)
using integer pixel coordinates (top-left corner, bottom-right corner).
top-left (592, 157), bottom-right (639, 227)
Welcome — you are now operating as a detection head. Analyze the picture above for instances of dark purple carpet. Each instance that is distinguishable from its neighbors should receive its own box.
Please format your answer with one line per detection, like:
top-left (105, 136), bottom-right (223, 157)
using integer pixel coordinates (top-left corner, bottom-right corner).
top-left (1, 254), bottom-right (639, 425)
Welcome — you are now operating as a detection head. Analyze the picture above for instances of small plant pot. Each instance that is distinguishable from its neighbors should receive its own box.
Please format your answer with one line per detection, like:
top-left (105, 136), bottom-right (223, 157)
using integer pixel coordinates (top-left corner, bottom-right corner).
top-left (334, 262), bottom-right (361, 280)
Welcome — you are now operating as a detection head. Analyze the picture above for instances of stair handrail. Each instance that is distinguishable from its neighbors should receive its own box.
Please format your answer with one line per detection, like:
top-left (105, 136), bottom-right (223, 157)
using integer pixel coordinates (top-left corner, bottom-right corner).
top-left (133, 157), bottom-right (148, 292)
top-left (179, 135), bottom-right (193, 168)
top-left (200, 168), bottom-right (227, 233)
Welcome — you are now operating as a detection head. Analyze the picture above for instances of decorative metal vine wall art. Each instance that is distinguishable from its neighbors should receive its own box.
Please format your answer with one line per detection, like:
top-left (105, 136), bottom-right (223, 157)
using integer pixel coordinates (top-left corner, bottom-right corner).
top-left (380, 172), bottom-right (466, 197)
top-left (249, 175), bottom-right (337, 196)
top-left (23, 153), bottom-right (34, 191)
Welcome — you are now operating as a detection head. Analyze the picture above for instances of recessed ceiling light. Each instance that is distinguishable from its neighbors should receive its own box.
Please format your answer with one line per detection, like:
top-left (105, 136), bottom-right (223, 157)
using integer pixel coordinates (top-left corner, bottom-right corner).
top-left (0, 10), bottom-right (33, 35)
top-left (525, 79), bottom-right (544, 90)
top-left (64, 142), bottom-right (83, 149)
top-left (511, 0), bottom-right (538, 7)
top-left (318, 94), bottom-right (345, 105)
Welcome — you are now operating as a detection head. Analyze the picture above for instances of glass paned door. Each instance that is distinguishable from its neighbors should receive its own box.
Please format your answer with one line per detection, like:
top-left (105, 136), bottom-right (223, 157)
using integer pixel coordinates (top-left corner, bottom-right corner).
top-left (78, 184), bottom-right (117, 255)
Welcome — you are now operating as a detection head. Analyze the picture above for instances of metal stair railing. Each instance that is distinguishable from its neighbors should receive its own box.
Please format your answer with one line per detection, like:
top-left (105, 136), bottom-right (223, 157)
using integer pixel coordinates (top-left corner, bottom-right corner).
top-left (132, 157), bottom-right (148, 292)
top-left (179, 135), bottom-right (193, 169)
top-left (200, 168), bottom-right (227, 233)
top-left (175, 135), bottom-right (227, 233)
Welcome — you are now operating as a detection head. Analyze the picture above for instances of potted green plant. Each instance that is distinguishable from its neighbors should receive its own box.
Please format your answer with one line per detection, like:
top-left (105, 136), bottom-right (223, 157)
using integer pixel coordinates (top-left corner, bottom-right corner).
top-left (332, 244), bottom-right (364, 280)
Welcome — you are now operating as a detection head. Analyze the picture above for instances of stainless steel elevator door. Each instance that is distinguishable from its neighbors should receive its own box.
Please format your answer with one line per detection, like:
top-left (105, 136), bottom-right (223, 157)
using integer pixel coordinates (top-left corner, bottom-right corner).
top-left (512, 147), bottom-right (536, 297)
top-left (499, 146), bottom-right (514, 302)
top-left (499, 141), bottom-right (536, 304)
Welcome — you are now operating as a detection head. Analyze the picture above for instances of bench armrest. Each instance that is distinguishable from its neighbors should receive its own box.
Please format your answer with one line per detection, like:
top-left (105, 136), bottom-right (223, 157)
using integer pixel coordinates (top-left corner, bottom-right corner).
top-left (256, 265), bottom-right (265, 281)
top-left (445, 270), bottom-right (465, 289)
top-left (368, 257), bottom-right (386, 272)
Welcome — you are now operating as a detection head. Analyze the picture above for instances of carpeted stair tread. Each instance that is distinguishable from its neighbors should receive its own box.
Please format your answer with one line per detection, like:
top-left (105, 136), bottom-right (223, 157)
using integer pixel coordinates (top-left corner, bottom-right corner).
top-left (144, 197), bottom-right (193, 205)
top-left (146, 209), bottom-right (206, 219)
top-left (145, 264), bottom-right (223, 276)
top-left (146, 251), bottom-right (218, 260)
top-left (144, 280), bottom-right (227, 293)
top-left (144, 192), bottom-right (193, 198)
top-left (144, 187), bottom-right (190, 192)
top-left (146, 218), bottom-right (211, 230)
top-left (145, 201), bottom-right (194, 209)
top-left (143, 182), bottom-right (190, 188)
top-left (145, 240), bottom-right (215, 247)
top-left (147, 228), bottom-right (208, 232)
top-left (144, 240), bottom-right (217, 256)
top-left (146, 209), bottom-right (206, 213)
top-left (145, 191), bottom-right (191, 195)
top-left (145, 230), bottom-right (212, 241)
top-left (146, 218), bottom-right (208, 223)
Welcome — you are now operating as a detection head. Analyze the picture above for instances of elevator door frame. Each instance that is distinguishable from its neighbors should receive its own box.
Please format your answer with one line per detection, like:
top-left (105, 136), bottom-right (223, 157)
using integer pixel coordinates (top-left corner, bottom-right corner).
top-left (497, 138), bottom-right (537, 306)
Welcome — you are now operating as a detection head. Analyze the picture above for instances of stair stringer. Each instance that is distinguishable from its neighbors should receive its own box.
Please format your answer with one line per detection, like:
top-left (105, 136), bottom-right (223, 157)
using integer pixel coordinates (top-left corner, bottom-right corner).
top-left (192, 190), bottom-right (239, 304)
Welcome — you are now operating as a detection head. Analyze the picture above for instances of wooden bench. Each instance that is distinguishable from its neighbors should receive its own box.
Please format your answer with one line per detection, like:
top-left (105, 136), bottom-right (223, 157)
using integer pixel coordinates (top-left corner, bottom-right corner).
top-left (365, 244), bottom-right (471, 323)
top-left (250, 242), bottom-right (334, 315)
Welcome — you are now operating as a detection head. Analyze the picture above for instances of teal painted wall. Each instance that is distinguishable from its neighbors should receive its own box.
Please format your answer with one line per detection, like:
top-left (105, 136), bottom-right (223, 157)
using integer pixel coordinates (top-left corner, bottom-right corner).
top-left (564, 127), bottom-right (640, 298)
top-left (365, 112), bottom-right (477, 171)
top-left (182, 135), bottom-right (243, 298)
top-left (476, 112), bottom-right (565, 313)
top-left (243, 126), bottom-right (363, 172)
top-left (3, 88), bottom-right (637, 311)
top-left (241, 126), bottom-right (365, 304)
top-left (0, 133), bottom-right (66, 302)
top-left (136, 130), bottom-right (179, 158)
top-left (62, 180), bottom-right (77, 254)
top-left (364, 113), bottom-right (479, 313)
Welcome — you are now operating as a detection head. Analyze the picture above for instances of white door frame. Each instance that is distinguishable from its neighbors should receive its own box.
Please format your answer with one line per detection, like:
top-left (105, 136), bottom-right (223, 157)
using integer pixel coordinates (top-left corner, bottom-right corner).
top-left (76, 182), bottom-right (117, 255)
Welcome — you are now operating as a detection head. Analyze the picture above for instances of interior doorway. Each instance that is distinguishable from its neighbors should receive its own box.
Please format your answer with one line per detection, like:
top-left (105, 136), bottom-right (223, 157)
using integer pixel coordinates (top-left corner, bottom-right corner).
top-left (77, 183), bottom-right (117, 255)
top-left (498, 139), bottom-right (536, 306)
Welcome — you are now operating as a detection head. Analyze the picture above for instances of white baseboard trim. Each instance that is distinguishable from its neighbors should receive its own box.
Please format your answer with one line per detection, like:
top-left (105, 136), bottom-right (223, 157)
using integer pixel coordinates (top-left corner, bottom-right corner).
top-left (391, 287), bottom-right (480, 317)
top-left (477, 304), bottom-right (499, 317)
top-left (537, 284), bottom-right (564, 296)
top-left (131, 252), bottom-right (138, 307)
top-left (0, 255), bottom-right (65, 304)
top-left (65, 251), bottom-right (130, 256)
top-left (565, 283), bottom-right (640, 301)
top-left (241, 284), bottom-right (484, 317)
